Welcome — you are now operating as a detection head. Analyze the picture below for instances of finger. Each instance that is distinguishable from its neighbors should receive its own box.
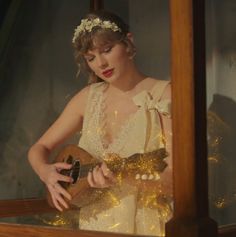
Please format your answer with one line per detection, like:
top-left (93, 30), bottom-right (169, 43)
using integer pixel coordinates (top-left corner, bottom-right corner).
top-left (100, 163), bottom-right (116, 186)
top-left (93, 166), bottom-right (108, 187)
top-left (101, 163), bottom-right (115, 181)
top-left (57, 173), bottom-right (73, 183)
top-left (54, 162), bottom-right (72, 170)
top-left (54, 191), bottom-right (69, 209)
top-left (52, 195), bottom-right (63, 211)
top-left (50, 184), bottom-right (69, 211)
top-left (54, 183), bottom-right (72, 200)
top-left (48, 185), bottom-right (63, 211)
top-left (87, 171), bottom-right (96, 187)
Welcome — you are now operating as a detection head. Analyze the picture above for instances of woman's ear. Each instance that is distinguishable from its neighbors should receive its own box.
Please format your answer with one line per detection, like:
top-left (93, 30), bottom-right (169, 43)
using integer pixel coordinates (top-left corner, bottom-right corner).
top-left (126, 32), bottom-right (134, 43)
top-left (125, 33), bottom-right (136, 59)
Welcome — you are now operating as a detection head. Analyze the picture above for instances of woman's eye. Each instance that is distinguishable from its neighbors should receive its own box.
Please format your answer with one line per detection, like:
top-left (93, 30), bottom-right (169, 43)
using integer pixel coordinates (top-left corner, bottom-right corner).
top-left (85, 56), bottom-right (95, 62)
top-left (103, 46), bottom-right (112, 53)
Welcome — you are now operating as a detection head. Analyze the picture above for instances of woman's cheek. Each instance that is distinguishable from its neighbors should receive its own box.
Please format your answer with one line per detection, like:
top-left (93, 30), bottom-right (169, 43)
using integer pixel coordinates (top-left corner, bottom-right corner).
top-left (87, 63), bottom-right (97, 73)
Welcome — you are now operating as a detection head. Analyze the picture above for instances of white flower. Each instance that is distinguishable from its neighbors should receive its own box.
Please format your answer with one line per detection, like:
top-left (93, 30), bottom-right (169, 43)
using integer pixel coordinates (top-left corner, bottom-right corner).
top-left (72, 18), bottom-right (121, 43)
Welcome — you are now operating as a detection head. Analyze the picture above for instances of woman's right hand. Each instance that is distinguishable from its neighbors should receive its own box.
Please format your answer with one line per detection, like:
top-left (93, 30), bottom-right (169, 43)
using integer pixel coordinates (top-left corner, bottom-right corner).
top-left (38, 162), bottom-right (73, 211)
top-left (87, 162), bottom-right (116, 188)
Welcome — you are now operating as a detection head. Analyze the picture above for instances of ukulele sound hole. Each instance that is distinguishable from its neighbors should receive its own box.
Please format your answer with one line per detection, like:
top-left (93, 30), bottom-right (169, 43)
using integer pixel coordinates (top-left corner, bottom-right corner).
top-left (71, 160), bottom-right (80, 184)
top-left (61, 155), bottom-right (81, 184)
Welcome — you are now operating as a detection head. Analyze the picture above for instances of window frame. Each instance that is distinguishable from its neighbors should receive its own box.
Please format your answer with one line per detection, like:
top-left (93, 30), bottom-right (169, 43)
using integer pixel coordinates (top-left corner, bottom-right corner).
top-left (0, 0), bottom-right (236, 236)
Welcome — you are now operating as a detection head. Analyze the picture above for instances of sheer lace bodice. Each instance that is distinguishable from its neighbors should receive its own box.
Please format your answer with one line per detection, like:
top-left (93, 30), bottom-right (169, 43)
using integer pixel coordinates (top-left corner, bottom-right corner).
top-left (79, 80), bottom-right (171, 159)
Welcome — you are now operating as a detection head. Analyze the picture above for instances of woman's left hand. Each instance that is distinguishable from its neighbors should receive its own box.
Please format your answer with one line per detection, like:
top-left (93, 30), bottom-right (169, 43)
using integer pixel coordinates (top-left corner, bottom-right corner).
top-left (87, 162), bottom-right (116, 188)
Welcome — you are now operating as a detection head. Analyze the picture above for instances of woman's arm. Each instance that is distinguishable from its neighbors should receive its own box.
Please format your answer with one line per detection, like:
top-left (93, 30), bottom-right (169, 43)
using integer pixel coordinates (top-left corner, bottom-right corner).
top-left (28, 86), bottom-right (89, 211)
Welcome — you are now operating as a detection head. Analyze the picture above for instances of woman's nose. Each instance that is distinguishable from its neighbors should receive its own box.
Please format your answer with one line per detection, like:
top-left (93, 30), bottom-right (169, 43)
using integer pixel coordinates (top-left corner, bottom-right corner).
top-left (96, 55), bottom-right (108, 68)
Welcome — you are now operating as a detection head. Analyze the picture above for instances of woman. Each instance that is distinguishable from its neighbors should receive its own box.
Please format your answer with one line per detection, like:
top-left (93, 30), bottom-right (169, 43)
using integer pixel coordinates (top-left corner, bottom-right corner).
top-left (28, 10), bottom-right (172, 236)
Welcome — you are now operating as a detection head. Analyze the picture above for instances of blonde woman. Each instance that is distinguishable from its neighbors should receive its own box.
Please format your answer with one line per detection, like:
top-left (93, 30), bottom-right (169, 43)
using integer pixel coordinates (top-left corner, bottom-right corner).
top-left (28, 10), bottom-right (172, 236)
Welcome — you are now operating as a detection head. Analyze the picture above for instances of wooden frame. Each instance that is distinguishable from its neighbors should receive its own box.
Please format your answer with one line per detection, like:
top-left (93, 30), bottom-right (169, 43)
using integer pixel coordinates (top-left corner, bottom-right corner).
top-left (1, 0), bottom-right (236, 236)
top-left (89, 0), bottom-right (103, 11)
top-left (165, 0), bottom-right (217, 236)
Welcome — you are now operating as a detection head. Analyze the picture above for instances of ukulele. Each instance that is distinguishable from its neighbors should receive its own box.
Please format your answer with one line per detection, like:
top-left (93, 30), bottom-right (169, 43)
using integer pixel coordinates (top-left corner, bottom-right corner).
top-left (47, 145), bottom-right (168, 209)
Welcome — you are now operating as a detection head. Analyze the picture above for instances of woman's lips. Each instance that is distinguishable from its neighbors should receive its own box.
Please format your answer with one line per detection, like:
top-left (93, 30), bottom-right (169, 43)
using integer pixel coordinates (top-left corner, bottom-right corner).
top-left (102, 69), bottom-right (114, 78)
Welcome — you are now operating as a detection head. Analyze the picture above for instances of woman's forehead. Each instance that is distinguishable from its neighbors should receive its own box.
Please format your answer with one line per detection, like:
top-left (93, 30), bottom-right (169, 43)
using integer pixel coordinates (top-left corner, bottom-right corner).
top-left (84, 45), bottom-right (108, 55)
top-left (85, 40), bottom-right (115, 54)
top-left (92, 37), bottom-right (114, 48)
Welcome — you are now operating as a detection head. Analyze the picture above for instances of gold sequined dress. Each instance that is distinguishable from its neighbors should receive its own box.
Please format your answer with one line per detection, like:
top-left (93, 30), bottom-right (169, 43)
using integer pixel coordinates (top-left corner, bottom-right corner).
top-left (78, 80), bottom-right (172, 236)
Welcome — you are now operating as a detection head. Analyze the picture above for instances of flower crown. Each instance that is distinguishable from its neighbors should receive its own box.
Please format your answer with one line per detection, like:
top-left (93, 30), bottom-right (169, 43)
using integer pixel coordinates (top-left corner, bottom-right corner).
top-left (72, 18), bottom-right (121, 43)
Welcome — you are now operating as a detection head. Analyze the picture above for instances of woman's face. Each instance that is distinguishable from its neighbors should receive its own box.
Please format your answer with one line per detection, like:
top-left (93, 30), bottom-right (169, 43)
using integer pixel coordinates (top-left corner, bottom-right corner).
top-left (84, 40), bottom-right (132, 84)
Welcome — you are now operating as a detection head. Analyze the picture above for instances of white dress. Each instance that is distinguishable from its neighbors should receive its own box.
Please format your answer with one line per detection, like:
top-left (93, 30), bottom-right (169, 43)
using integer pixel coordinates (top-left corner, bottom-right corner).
top-left (78, 80), bottom-right (172, 236)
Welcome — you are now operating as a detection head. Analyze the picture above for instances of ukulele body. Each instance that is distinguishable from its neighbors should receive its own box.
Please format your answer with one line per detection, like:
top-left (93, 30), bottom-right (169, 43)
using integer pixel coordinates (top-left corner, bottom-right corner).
top-left (47, 144), bottom-right (168, 209)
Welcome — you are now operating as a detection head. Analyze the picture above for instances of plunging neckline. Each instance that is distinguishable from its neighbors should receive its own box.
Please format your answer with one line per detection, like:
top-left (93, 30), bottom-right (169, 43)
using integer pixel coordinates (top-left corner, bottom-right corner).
top-left (78, 79), bottom-right (170, 159)
top-left (98, 87), bottom-right (141, 152)
top-left (97, 82), bottom-right (159, 153)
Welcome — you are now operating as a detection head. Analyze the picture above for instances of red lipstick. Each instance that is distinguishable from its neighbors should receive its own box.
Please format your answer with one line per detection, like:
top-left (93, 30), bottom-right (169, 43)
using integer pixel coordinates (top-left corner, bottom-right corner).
top-left (102, 69), bottom-right (114, 78)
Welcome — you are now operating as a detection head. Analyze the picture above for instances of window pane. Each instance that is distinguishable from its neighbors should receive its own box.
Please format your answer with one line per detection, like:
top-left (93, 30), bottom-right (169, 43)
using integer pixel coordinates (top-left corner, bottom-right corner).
top-left (0, 1), bottom-right (172, 236)
top-left (0, 0), bottom-right (89, 200)
top-left (206, 0), bottom-right (236, 227)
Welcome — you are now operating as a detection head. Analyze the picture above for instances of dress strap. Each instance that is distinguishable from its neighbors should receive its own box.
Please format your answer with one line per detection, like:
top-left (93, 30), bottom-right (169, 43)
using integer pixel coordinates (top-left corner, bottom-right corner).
top-left (88, 82), bottom-right (107, 98)
top-left (150, 80), bottom-right (170, 101)
top-left (82, 82), bottom-right (106, 130)
top-left (86, 82), bottom-right (107, 108)
top-left (149, 80), bottom-right (171, 149)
